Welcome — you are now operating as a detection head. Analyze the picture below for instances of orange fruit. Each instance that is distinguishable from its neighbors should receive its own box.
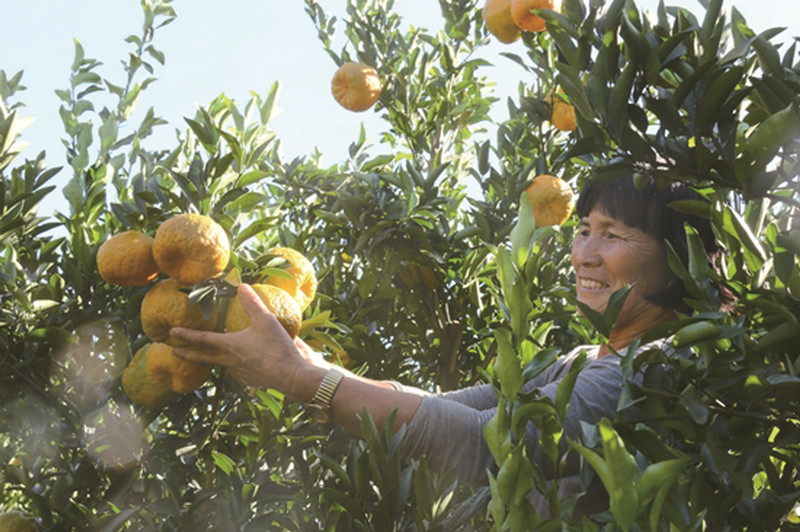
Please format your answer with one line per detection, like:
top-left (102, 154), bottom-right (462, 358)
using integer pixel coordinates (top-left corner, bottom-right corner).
top-left (140, 278), bottom-right (218, 347)
top-left (510, 0), bottom-right (560, 32)
top-left (331, 62), bottom-right (382, 112)
top-left (143, 342), bottom-right (212, 394)
top-left (525, 175), bottom-right (574, 227)
top-left (121, 344), bottom-right (176, 408)
top-left (259, 247), bottom-right (317, 311)
top-left (96, 230), bottom-right (160, 286)
top-left (0, 510), bottom-right (36, 532)
top-left (482, 0), bottom-right (521, 43)
top-left (152, 213), bottom-right (230, 285)
top-left (551, 94), bottom-right (577, 131)
top-left (225, 284), bottom-right (302, 338)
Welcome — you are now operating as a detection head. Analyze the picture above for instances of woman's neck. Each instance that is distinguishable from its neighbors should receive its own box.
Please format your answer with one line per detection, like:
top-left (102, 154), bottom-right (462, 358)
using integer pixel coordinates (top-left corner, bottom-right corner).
top-left (598, 306), bottom-right (677, 357)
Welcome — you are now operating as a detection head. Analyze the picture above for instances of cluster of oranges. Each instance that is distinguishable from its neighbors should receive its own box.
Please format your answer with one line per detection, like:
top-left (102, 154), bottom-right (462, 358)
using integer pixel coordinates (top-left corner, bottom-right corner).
top-left (96, 213), bottom-right (317, 409)
top-left (482, 0), bottom-right (560, 43)
top-left (482, 0), bottom-right (577, 132)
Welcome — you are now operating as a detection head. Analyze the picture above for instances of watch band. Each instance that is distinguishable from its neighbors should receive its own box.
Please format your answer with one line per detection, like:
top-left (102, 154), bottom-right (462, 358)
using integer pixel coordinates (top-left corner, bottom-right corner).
top-left (305, 369), bottom-right (344, 422)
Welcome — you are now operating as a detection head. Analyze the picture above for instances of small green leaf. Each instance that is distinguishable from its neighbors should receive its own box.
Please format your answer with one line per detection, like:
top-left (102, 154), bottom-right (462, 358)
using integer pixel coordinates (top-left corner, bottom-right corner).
top-left (211, 450), bottom-right (236, 476)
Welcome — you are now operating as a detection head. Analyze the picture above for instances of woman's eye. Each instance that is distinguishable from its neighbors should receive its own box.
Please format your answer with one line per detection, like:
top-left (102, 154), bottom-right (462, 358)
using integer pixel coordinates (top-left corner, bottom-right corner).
top-left (606, 233), bottom-right (620, 240)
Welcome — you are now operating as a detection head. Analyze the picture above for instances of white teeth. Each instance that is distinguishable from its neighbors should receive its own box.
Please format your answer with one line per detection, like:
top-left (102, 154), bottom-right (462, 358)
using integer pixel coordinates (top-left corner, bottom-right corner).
top-left (580, 278), bottom-right (605, 290)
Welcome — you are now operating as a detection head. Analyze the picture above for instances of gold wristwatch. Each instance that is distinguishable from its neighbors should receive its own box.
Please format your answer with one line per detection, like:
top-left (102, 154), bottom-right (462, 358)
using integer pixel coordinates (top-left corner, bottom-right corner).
top-left (305, 369), bottom-right (344, 423)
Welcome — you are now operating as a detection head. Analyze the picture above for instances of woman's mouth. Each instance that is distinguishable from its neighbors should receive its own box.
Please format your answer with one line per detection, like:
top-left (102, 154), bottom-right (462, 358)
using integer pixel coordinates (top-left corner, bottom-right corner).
top-left (578, 278), bottom-right (607, 290)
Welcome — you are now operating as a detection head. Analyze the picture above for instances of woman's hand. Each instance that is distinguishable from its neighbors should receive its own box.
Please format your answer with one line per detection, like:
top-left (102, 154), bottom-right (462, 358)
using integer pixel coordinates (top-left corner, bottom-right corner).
top-left (172, 284), bottom-right (422, 434)
top-left (171, 284), bottom-right (322, 400)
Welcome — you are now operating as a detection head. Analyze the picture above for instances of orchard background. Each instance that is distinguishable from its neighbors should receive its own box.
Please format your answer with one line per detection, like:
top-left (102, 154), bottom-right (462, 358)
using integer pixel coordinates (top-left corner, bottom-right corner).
top-left (2, 0), bottom-right (800, 530)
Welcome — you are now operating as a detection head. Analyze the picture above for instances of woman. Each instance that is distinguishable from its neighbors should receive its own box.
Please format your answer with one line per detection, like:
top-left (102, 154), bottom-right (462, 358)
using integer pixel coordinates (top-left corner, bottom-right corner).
top-left (171, 175), bottom-right (724, 516)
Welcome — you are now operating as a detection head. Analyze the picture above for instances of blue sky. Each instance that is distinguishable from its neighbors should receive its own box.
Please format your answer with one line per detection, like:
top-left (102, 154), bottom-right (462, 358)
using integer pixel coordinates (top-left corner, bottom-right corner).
top-left (2, 0), bottom-right (798, 216)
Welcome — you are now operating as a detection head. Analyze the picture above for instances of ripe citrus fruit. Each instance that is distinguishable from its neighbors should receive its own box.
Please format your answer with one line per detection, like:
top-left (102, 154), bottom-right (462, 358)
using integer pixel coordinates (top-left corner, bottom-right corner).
top-left (141, 342), bottom-right (212, 394)
top-left (140, 278), bottom-right (218, 347)
top-left (331, 62), bottom-right (382, 112)
top-left (551, 94), bottom-right (577, 131)
top-left (152, 213), bottom-right (230, 285)
top-left (510, 0), bottom-right (560, 32)
top-left (121, 345), bottom-right (176, 408)
top-left (0, 510), bottom-right (36, 532)
top-left (96, 230), bottom-right (159, 286)
top-left (259, 247), bottom-right (317, 311)
top-left (525, 175), bottom-right (574, 227)
top-left (225, 284), bottom-right (302, 338)
top-left (482, 0), bottom-right (521, 43)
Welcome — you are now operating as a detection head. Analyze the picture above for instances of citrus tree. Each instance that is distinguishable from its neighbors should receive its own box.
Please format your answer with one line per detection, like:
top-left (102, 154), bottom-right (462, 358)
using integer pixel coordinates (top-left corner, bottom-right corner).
top-left (1, 0), bottom-right (799, 530)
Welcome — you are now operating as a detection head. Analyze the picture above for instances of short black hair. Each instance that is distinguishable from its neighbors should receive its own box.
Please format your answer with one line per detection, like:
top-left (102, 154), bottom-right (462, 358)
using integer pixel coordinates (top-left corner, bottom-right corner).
top-left (575, 176), bottom-right (722, 310)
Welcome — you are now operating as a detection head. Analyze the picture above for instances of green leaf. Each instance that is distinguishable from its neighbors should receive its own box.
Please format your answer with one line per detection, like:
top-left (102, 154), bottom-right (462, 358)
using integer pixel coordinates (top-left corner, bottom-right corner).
top-left (555, 350), bottom-right (586, 421)
top-left (685, 224), bottom-right (709, 280)
top-left (738, 103), bottom-right (800, 187)
top-left (484, 401), bottom-right (512, 463)
top-left (598, 419), bottom-right (638, 531)
top-left (722, 205), bottom-right (766, 268)
top-left (679, 395), bottom-right (709, 424)
top-left (260, 81), bottom-right (280, 125)
top-left (211, 450), bottom-right (236, 476)
top-left (635, 458), bottom-right (690, 530)
top-left (510, 194), bottom-right (536, 267)
top-left (494, 328), bottom-right (523, 399)
top-left (697, 66), bottom-right (745, 130)
top-left (672, 320), bottom-right (722, 347)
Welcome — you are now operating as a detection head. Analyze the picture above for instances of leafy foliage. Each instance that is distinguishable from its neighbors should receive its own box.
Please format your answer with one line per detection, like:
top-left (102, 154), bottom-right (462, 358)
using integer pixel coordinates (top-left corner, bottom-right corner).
top-left (1, 0), bottom-right (799, 530)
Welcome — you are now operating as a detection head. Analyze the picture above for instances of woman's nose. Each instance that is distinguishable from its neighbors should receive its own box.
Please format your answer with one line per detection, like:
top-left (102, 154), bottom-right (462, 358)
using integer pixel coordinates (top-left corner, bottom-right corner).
top-left (573, 236), bottom-right (602, 266)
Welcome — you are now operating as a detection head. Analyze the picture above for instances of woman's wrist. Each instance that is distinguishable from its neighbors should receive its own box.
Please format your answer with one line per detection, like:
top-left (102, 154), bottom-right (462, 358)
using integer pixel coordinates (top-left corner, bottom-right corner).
top-left (284, 363), bottom-right (329, 404)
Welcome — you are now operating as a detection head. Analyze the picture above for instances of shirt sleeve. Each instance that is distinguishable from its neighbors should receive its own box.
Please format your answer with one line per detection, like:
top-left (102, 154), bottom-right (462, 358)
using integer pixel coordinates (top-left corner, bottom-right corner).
top-left (400, 350), bottom-right (622, 486)
top-left (389, 380), bottom-right (499, 410)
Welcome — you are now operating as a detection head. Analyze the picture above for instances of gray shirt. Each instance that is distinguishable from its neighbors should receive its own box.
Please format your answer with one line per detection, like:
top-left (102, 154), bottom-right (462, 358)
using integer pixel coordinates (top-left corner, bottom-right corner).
top-left (396, 344), bottom-right (623, 517)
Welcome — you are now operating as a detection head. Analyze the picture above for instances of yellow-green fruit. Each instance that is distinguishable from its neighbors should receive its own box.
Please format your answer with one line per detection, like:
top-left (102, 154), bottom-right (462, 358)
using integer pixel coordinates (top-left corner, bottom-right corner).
top-left (0, 511), bottom-right (36, 532)
top-left (121, 344), bottom-right (176, 408)
top-left (225, 284), bottom-right (302, 338)
top-left (259, 247), bottom-right (318, 311)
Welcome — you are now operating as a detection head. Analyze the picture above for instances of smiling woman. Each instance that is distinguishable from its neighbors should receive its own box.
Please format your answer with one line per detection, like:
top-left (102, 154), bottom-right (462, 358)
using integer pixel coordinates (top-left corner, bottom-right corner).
top-left (170, 172), bottom-right (734, 519)
top-left (572, 176), bottom-right (731, 353)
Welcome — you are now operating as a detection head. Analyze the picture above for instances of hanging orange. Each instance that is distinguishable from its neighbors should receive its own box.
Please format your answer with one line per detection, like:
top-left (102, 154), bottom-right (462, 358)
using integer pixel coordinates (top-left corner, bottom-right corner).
top-left (510, 0), bottom-right (560, 32)
top-left (96, 231), bottom-right (160, 286)
top-left (525, 174), bottom-right (575, 226)
top-left (483, 0), bottom-right (521, 43)
top-left (331, 62), bottom-right (382, 112)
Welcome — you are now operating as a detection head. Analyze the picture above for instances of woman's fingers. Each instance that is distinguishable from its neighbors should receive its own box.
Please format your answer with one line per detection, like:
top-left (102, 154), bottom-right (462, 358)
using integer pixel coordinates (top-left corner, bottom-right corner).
top-left (171, 344), bottom-right (221, 366)
top-left (171, 327), bottom-right (228, 350)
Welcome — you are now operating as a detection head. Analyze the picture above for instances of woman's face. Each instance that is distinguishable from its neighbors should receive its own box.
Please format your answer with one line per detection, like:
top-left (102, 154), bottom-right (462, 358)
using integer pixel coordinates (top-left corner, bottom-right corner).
top-left (571, 208), bottom-right (674, 328)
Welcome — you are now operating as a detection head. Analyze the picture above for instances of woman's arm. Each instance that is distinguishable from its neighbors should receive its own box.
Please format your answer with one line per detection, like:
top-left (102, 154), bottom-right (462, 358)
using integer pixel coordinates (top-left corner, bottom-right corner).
top-left (171, 284), bottom-right (423, 435)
